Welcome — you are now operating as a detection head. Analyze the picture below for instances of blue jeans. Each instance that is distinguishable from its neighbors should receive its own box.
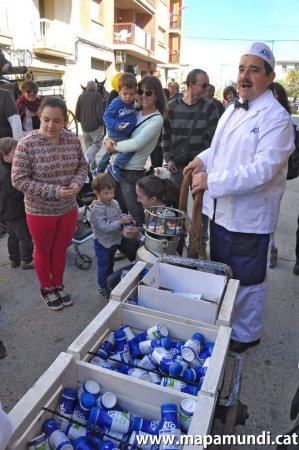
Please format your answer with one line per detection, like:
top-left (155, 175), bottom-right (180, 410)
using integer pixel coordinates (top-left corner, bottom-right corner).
top-left (119, 169), bottom-right (146, 227)
top-left (94, 240), bottom-right (117, 289)
top-left (97, 151), bottom-right (133, 173)
top-left (94, 237), bottom-right (139, 288)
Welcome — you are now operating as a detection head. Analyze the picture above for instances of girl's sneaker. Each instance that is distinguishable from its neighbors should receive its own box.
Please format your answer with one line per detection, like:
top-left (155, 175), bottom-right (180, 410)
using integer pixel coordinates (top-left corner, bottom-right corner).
top-left (40, 289), bottom-right (63, 311)
top-left (55, 285), bottom-right (73, 307)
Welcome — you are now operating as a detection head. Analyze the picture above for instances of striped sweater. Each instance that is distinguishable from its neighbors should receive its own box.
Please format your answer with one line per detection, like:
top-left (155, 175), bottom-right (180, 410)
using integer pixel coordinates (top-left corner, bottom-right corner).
top-left (11, 129), bottom-right (88, 216)
top-left (162, 97), bottom-right (218, 163)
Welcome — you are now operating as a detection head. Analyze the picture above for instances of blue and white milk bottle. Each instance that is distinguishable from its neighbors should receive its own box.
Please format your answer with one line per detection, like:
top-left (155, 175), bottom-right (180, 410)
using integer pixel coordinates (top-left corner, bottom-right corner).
top-left (158, 404), bottom-right (181, 450)
top-left (119, 324), bottom-right (140, 358)
top-left (72, 393), bottom-right (96, 425)
top-left (181, 333), bottom-right (204, 362)
top-left (88, 406), bottom-right (133, 434)
top-left (42, 419), bottom-right (73, 450)
top-left (118, 364), bottom-right (151, 382)
top-left (97, 332), bottom-right (115, 359)
top-left (56, 387), bottom-right (78, 430)
top-left (178, 398), bottom-right (196, 433)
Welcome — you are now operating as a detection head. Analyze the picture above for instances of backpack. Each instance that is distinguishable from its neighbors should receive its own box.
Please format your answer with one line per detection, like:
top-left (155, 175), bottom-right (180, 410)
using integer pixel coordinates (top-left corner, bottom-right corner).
top-left (287, 125), bottom-right (299, 180)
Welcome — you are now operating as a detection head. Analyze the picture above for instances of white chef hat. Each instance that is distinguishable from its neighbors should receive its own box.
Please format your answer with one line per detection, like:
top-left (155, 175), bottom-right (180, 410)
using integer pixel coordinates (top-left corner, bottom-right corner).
top-left (242, 42), bottom-right (275, 71)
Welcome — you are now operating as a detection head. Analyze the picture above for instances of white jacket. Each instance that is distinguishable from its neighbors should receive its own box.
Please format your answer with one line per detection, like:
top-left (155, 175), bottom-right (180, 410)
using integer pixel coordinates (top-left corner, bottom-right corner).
top-left (200, 90), bottom-right (295, 234)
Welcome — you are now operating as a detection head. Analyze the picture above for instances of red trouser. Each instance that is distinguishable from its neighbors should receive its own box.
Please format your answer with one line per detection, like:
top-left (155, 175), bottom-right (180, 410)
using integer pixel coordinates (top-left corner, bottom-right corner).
top-left (26, 209), bottom-right (77, 289)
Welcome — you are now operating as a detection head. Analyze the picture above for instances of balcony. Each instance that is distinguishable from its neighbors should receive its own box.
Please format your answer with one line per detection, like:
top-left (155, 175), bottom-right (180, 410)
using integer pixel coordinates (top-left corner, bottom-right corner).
top-left (33, 19), bottom-right (74, 58)
top-left (169, 15), bottom-right (182, 34)
top-left (113, 22), bottom-right (155, 56)
top-left (116, 0), bottom-right (156, 15)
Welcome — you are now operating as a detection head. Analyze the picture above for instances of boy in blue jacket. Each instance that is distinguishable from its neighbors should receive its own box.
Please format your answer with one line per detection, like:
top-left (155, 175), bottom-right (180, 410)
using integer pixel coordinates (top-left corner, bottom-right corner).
top-left (97, 73), bottom-right (137, 181)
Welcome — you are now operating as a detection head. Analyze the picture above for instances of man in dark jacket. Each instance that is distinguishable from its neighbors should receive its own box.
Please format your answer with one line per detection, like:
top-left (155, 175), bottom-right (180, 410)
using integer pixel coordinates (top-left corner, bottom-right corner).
top-left (75, 80), bottom-right (104, 169)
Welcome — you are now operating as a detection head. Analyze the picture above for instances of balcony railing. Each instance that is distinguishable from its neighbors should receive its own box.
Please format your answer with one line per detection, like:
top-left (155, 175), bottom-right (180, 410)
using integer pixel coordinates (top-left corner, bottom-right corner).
top-left (169, 49), bottom-right (180, 64)
top-left (33, 19), bottom-right (73, 56)
top-left (169, 15), bottom-right (182, 32)
top-left (113, 23), bottom-right (154, 52)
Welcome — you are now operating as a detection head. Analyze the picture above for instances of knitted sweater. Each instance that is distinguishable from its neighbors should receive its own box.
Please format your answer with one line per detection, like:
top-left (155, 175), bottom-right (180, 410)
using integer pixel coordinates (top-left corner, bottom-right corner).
top-left (11, 129), bottom-right (88, 216)
top-left (90, 199), bottom-right (123, 248)
top-left (162, 97), bottom-right (219, 163)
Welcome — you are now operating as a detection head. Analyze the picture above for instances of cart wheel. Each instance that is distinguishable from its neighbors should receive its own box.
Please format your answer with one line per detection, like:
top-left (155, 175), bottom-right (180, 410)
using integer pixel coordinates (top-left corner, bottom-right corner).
top-left (75, 254), bottom-right (92, 270)
top-left (66, 109), bottom-right (78, 136)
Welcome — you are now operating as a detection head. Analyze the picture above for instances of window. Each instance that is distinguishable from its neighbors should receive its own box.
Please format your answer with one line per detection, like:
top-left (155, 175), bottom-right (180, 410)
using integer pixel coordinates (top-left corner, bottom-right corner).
top-left (91, 58), bottom-right (105, 71)
top-left (91, 0), bottom-right (103, 24)
top-left (282, 64), bottom-right (287, 73)
top-left (158, 26), bottom-right (166, 47)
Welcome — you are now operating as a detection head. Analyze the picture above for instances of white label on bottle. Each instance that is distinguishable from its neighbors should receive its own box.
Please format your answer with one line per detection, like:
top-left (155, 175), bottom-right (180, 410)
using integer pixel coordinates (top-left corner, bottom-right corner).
top-left (159, 428), bottom-right (181, 450)
top-left (49, 430), bottom-right (73, 450)
top-left (108, 410), bottom-right (132, 433)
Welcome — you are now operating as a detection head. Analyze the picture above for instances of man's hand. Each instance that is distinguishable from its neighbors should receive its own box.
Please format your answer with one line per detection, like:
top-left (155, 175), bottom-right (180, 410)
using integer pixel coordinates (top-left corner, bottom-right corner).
top-left (104, 138), bottom-right (117, 153)
top-left (167, 160), bottom-right (178, 174)
top-left (183, 158), bottom-right (203, 175)
top-left (191, 172), bottom-right (208, 194)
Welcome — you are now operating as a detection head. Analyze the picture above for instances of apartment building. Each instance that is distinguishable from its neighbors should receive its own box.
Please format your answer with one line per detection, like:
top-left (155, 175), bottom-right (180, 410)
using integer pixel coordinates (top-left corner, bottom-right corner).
top-left (0, 0), bottom-right (184, 114)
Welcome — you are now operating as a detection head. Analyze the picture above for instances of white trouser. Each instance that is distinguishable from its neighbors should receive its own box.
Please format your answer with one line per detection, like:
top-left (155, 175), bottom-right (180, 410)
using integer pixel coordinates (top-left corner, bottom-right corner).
top-left (231, 280), bottom-right (267, 342)
top-left (231, 236), bottom-right (272, 342)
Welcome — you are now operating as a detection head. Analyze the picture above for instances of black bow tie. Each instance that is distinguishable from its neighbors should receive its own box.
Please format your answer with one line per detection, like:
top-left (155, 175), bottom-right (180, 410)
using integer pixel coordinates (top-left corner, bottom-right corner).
top-left (234, 99), bottom-right (249, 111)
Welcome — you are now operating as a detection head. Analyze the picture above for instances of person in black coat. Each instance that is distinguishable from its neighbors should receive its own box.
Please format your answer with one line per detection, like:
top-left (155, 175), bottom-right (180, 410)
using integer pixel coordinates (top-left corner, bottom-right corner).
top-left (0, 137), bottom-right (33, 269)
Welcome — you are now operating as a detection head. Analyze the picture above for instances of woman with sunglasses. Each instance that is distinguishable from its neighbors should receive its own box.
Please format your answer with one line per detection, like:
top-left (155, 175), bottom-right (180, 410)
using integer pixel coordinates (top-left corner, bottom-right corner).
top-left (16, 81), bottom-right (42, 134)
top-left (103, 75), bottom-right (166, 227)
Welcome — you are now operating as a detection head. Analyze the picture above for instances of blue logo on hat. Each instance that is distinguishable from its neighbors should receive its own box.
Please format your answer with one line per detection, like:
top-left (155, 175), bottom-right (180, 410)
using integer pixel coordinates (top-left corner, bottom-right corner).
top-left (260, 48), bottom-right (271, 60)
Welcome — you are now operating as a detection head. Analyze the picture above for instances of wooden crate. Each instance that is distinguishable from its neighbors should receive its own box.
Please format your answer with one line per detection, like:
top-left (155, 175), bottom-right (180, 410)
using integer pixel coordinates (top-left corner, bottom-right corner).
top-left (110, 261), bottom-right (239, 327)
top-left (8, 352), bottom-right (216, 450)
top-left (67, 301), bottom-right (231, 398)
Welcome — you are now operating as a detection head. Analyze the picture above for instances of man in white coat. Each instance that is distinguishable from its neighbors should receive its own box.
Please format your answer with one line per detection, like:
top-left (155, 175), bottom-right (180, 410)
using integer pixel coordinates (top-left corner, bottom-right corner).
top-left (184, 42), bottom-right (295, 353)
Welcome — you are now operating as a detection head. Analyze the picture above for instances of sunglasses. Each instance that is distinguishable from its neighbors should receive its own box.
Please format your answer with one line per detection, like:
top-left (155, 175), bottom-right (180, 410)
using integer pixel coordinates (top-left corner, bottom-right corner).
top-left (195, 83), bottom-right (209, 89)
top-left (138, 88), bottom-right (153, 97)
top-left (26, 90), bottom-right (38, 94)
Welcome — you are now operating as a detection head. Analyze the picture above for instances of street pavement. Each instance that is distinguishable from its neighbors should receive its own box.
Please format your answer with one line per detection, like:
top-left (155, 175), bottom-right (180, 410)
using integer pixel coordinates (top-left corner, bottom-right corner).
top-left (0, 177), bottom-right (298, 449)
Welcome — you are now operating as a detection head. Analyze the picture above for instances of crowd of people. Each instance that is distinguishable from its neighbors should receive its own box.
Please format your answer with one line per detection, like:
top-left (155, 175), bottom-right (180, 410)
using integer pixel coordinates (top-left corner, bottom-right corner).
top-left (0, 43), bottom-right (298, 366)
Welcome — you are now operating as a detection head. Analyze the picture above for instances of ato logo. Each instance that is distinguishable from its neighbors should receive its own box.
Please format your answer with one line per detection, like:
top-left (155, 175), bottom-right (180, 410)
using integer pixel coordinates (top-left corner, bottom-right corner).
top-left (260, 48), bottom-right (271, 60)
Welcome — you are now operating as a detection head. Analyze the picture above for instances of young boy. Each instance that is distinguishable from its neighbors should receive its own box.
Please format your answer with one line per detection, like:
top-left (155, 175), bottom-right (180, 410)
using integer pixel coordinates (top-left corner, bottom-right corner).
top-left (0, 137), bottom-right (34, 269)
top-left (90, 173), bottom-right (133, 299)
top-left (97, 72), bottom-right (137, 182)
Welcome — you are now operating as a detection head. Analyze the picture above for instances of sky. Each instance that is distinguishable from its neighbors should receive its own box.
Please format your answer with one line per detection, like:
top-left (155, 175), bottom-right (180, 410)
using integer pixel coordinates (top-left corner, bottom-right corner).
top-left (180, 0), bottom-right (299, 88)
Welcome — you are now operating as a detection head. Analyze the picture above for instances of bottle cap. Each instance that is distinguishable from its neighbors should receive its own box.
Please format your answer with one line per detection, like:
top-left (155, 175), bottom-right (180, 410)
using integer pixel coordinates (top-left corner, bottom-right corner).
top-left (114, 330), bottom-right (126, 340)
top-left (192, 332), bottom-right (204, 344)
top-left (183, 369), bottom-right (196, 383)
top-left (158, 324), bottom-right (168, 337)
top-left (168, 362), bottom-right (182, 377)
top-left (42, 418), bottom-right (59, 435)
top-left (161, 403), bottom-right (177, 414)
top-left (84, 379), bottom-right (101, 397)
top-left (73, 436), bottom-right (94, 450)
top-left (62, 388), bottom-right (78, 400)
top-left (181, 398), bottom-right (196, 415)
top-left (181, 347), bottom-right (196, 362)
top-left (97, 392), bottom-right (117, 410)
top-left (161, 336), bottom-right (172, 350)
top-left (81, 392), bottom-right (96, 409)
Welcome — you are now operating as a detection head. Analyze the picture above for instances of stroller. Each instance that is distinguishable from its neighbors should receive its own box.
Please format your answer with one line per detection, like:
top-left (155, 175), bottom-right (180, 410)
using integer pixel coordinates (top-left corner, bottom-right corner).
top-left (72, 173), bottom-right (96, 270)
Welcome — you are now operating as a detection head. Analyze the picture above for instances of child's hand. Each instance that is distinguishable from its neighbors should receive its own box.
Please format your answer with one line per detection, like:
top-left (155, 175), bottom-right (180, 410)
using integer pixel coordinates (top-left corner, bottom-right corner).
top-left (118, 122), bottom-right (129, 131)
top-left (119, 214), bottom-right (133, 225)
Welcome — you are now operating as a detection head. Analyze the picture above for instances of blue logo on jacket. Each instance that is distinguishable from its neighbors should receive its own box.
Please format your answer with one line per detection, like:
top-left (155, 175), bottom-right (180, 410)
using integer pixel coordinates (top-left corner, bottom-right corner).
top-left (250, 127), bottom-right (259, 134)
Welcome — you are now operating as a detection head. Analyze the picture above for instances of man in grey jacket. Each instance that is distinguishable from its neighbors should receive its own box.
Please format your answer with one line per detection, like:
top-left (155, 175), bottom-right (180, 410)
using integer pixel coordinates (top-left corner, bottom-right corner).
top-left (75, 80), bottom-right (104, 169)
